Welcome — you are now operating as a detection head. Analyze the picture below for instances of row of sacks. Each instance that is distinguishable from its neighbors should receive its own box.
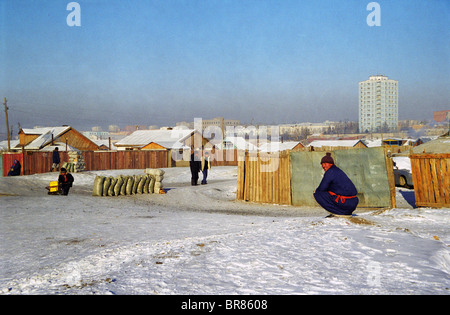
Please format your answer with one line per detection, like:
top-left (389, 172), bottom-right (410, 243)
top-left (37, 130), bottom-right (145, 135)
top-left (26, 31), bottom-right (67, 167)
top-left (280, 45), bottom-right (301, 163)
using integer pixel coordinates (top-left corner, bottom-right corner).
top-left (92, 169), bottom-right (164, 197)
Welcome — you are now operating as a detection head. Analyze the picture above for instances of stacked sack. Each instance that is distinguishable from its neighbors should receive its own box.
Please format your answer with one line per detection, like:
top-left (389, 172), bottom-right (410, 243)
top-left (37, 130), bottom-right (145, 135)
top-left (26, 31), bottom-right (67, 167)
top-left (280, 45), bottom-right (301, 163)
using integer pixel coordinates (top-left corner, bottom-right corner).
top-left (68, 151), bottom-right (85, 172)
top-left (62, 151), bottom-right (85, 173)
top-left (145, 168), bottom-right (165, 193)
top-left (92, 169), bottom-right (164, 197)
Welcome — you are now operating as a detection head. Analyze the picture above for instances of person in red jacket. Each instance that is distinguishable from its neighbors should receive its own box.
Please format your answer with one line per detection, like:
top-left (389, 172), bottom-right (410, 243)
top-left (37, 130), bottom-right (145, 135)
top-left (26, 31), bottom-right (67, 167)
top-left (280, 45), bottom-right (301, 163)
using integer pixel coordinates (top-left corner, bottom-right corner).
top-left (313, 153), bottom-right (359, 216)
top-left (58, 168), bottom-right (74, 195)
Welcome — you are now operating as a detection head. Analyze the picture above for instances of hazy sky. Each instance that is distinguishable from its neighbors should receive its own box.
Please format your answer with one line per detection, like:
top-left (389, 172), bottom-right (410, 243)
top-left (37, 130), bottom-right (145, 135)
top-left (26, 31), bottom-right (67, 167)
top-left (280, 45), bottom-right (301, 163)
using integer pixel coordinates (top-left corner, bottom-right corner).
top-left (1, 0), bottom-right (449, 134)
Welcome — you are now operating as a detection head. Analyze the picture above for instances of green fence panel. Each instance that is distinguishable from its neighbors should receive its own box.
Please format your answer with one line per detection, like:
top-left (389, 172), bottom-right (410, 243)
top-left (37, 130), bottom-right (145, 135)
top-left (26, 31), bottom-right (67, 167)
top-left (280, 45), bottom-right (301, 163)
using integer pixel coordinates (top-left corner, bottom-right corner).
top-left (290, 147), bottom-right (391, 208)
top-left (334, 147), bottom-right (391, 208)
top-left (290, 151), bottom-right (326, 207)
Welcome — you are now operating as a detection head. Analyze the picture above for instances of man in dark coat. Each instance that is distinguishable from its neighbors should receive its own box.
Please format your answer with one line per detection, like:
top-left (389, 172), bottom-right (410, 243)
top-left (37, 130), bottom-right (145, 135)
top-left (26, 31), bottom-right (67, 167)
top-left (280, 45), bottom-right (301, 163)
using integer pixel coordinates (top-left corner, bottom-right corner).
top-left (58, 167), bottom-right (74, 195)
top-left (8, 159), bottom-right (21, 176)
top-left (190, 149), bottom-right (201, 186)
top-left (51, 147), bottom-right (60, 172)
top-left (313, 153), bottom-right (359, 216)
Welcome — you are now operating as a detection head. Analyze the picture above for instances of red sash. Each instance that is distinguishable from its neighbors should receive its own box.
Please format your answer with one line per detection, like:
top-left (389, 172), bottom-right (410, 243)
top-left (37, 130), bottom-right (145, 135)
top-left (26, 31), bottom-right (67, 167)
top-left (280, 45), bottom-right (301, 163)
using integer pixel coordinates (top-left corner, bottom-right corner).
top-left (329, 191), bottom-right (357, 204)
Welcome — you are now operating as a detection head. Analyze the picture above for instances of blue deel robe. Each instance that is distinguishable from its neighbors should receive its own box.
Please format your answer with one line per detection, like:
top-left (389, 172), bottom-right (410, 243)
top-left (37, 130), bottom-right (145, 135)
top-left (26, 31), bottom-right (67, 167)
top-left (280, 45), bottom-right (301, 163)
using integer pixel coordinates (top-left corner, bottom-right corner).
top-left (313, 165), bottom-right (359, 215)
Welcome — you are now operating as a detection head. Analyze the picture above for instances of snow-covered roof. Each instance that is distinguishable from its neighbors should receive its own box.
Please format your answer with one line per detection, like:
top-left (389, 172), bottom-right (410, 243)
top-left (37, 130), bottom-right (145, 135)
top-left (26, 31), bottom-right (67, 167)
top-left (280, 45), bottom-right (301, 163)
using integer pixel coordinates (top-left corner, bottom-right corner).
top-left (18, 127), bottom-right (72, 150)
top-left (21, 126), bottom-right (70, 135)
top-left (92, 139), bottom-right (118, 150)
top-left (258, 141), bottom-right (302, 152)
top-left (0, 140), bottom-right (20, 151)
top-left (363, 139), bottom-right (383, 147)
top-left (115, 129), bottom-right (196, 149)
top-left (307, 140), bottom-right (365, 148)
top-left (223, 136), bottom-right (259, 151)
top-left (412, 137), bottom-right (450, 154)
top-left (39, 142), bottom-right (79, 152)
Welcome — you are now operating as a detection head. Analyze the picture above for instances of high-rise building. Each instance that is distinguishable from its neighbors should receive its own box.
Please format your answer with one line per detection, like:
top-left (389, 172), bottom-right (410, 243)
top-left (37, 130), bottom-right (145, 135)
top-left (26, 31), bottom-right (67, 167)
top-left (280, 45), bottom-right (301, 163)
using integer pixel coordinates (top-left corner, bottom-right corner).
top-left (359, 75), bottom-right (398, 133)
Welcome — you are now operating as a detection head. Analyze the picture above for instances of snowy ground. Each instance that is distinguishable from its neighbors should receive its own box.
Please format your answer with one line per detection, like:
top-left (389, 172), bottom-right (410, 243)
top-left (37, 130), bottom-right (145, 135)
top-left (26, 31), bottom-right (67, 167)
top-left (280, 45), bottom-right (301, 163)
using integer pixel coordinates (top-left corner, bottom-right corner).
top-left (0, 166), bottom-right (449, 295)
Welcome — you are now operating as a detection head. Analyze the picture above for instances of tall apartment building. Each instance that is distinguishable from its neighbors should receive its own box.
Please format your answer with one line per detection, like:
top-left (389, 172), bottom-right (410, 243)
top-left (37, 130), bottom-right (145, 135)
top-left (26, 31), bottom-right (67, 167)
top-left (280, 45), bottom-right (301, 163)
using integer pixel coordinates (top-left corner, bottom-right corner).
top-left (359, 75), bottom-right (398, 133)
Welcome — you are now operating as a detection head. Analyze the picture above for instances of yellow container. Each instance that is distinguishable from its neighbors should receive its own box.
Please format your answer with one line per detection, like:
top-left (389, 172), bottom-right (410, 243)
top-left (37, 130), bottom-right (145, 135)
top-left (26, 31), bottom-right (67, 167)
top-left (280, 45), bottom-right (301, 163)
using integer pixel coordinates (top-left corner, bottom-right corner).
top-left (49, 181), bottom-right (59, 193)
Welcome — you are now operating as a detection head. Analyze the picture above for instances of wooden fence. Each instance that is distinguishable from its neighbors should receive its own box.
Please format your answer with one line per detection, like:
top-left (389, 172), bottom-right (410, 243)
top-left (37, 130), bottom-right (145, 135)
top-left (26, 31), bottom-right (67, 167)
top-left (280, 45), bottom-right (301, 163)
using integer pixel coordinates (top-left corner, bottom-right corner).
top-left (2, 151), bottom-right (70, 176)
top-left (211, 149), bottom-right (239, 166)
top-left (237, 147), bottom-right (396, 208)
top-left (410, 153), bottom-right (450, 208)
top-left (2, 150), bottom-right (168, 176)
top-left (237, 151), bottom-right (291, 205)
top-left (2, 149), bottom-right (239, 177)
top-left (83, 150), bottom-right (168, 171)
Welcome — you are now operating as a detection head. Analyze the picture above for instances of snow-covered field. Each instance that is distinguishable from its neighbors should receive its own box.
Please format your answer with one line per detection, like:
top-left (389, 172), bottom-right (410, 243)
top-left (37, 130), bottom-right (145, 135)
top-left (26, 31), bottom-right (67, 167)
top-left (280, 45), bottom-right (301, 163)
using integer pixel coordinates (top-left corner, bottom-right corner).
top-left (0, 166), bottom-right (449, 295)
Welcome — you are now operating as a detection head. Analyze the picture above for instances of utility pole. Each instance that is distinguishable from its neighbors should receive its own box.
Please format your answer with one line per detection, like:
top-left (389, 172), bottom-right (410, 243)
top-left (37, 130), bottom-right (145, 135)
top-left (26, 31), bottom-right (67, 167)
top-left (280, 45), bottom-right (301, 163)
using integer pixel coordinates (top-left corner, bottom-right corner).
top-left (3, 97), bottom-right (10, 151)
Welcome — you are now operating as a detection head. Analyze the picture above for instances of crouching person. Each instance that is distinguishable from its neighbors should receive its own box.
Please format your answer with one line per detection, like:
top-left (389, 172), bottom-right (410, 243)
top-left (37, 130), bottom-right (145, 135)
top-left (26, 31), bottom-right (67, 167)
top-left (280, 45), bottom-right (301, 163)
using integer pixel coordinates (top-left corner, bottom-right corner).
top-left (58, 168), bottom-right (74, 196)
top-left (8, 159), bottom-right (21, 176)
top-left (313, 153), bottom-right (359, 216)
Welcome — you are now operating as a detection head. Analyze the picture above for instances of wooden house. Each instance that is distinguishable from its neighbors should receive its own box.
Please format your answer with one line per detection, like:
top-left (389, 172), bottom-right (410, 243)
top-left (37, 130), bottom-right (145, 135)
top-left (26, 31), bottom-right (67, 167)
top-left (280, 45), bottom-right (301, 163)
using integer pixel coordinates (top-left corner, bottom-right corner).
top-left (17, 126), bottom-right (99, 151)
top-left (115, 129), bottom-right (209, 166)
top-left (222, 136), bottom-right (259, 151)
top-left (115, 129), bottom-right (207, 150)
top-left (382, 138), bottom-right (406, 146)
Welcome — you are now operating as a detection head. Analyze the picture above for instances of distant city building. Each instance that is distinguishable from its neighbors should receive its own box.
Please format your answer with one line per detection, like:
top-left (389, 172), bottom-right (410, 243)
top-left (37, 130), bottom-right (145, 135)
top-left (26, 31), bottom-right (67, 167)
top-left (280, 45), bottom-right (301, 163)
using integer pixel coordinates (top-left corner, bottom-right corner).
top-left (176, 117), bottom-right (241, 132)
top-left (279, 121), bottom-right (336, 137)
top-left (108, 125), bottom-right (120, 132)
top-left (83, 130), bottom-right (110, 140)
top-left (433, 110), bottom-right (450, 123)
top-left (359, 75), bottom-right (398, 133)
top-left (123, 125), bottom-right (148, 132)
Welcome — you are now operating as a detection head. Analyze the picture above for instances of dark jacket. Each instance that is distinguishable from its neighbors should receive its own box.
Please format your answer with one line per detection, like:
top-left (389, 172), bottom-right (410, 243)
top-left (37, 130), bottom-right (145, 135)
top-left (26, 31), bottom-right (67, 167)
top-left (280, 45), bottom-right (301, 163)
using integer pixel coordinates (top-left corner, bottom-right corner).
top-left (58, 173), bottom-right (74, 188)
top-left (316, 165), bottom-right (357, 197)
top-left (52, 150), bottom-right (60, 164)
top-left (8, 160), bottom-right (21, 176)
top-left (190, 152), bottom-right (201, 172)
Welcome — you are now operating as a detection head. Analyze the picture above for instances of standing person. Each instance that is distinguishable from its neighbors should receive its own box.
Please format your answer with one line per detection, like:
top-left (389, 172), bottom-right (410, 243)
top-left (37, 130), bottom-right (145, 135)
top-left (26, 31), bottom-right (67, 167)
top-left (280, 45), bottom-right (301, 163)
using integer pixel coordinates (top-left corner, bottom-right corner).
top-left (51, 147), bottom-right (60, 172)
top-left (58, 167), bottom-right (74, 195)
top-left (189, 149), bottom-right (201, 186)
top-left (313, 153), bottom-right (359, 216)
top-left (201, 150), bottom-right (211, 185)
top-left (7, 159), bottom-right (21, 176)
